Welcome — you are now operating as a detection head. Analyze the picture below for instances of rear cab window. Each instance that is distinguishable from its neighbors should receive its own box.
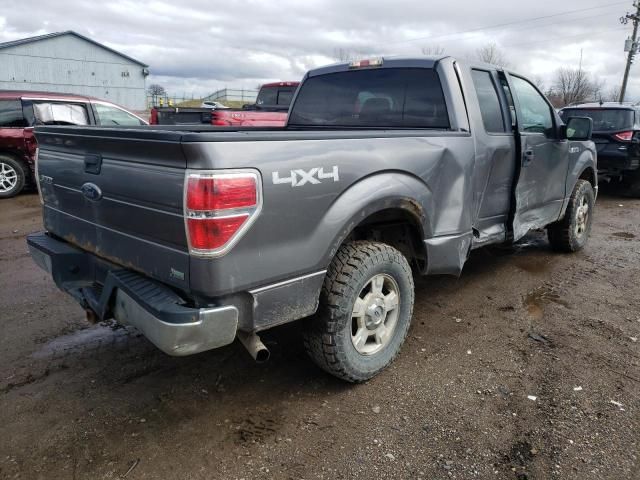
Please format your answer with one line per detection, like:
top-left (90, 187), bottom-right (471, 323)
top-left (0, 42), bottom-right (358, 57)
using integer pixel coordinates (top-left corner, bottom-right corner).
top-left (256, 87), bottom-right (296, 107)
top-left (289, 68), bottom-right (450, 128)
top-left (0, 100), bottom-right (28, 127)
top-left (560, 108), bottom-right (634, 132)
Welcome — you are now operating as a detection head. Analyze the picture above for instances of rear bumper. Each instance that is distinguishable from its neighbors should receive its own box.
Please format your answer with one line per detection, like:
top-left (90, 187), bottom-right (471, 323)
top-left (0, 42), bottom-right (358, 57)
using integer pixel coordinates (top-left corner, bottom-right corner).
top-left (27, 232), bottom-right (238, 356)
top-left (597, 151), bottom-right (640, 175)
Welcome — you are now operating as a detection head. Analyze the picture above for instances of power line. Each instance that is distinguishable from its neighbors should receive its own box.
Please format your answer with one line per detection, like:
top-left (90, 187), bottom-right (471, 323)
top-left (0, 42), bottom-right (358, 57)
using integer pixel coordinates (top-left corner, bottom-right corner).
top-left (505, 26), bottom-right (627, 48)
top-left (373, 11), bottom-right (628, 57)
top-left (377, 1), bottom-right (628, 47)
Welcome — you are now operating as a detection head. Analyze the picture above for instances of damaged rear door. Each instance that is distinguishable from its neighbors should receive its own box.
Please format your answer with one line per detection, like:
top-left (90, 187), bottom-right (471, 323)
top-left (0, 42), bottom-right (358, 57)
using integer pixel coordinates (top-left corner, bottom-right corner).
top-left (505, 74), bottom-right (569, 240)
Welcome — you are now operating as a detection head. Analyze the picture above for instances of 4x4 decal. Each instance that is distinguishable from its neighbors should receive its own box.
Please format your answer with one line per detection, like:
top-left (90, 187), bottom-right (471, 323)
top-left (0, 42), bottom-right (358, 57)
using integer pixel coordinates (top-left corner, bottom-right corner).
top-left (272, 166), bottom-right (339, 187)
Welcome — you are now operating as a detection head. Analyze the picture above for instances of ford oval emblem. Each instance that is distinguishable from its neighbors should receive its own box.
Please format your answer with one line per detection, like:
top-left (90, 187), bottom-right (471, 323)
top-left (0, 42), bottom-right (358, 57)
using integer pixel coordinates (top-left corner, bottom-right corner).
top-left (81, 182), bottom-right (103, 201)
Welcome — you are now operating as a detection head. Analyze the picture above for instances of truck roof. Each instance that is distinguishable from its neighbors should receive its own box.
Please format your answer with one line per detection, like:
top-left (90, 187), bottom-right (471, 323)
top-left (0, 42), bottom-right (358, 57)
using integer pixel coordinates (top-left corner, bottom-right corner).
top-left (306, 56), bottom-right (450, 78)
top-left (260, 81), bottom-right (300, 88)
top-left (562, 102), bottom-right (638, 110)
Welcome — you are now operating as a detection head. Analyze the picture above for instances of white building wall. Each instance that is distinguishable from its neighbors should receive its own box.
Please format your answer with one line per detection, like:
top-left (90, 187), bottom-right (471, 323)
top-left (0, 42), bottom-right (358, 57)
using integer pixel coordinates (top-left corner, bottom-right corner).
top-left (0, 34), bottom-right (147, 110)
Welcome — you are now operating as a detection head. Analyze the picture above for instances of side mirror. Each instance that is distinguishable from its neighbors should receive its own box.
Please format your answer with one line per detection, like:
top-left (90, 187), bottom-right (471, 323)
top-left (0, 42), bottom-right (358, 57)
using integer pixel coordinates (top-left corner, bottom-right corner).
top-left (565, 116), bottom-right (593, 141)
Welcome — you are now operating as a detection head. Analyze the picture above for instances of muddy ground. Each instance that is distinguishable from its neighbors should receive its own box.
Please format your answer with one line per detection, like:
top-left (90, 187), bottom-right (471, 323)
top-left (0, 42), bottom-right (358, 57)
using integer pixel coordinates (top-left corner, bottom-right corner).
top-left (0, 192), bottom-right (638, 480)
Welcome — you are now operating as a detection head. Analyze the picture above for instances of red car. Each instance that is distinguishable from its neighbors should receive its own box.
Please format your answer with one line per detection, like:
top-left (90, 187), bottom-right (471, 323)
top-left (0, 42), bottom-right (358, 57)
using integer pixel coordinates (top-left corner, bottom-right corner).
top-left (149, 82), bottom-right (300, 127)
top-left (0, 91), bottom-right (146, 198)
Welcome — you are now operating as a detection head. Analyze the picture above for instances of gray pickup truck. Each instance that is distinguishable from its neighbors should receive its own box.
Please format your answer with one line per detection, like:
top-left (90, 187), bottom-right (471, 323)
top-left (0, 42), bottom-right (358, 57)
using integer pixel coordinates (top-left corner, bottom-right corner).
top-left (28, 56), bottom-right (597, 382)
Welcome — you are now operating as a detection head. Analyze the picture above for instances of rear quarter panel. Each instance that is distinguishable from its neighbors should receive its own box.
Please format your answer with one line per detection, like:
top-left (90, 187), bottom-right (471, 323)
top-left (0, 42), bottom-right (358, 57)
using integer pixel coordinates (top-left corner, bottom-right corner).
top-left (182, 132), bottom-right (475, 297)
top-left (0, 127), bottom-right (34, 172)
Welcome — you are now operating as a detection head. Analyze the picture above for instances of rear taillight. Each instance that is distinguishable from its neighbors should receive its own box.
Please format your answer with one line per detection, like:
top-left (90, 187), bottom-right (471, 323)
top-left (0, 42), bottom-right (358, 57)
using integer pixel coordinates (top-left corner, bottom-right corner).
top-left (184, 170), bottom-right (261, 256)
top-left (614, 131), bottom-right (633, 142)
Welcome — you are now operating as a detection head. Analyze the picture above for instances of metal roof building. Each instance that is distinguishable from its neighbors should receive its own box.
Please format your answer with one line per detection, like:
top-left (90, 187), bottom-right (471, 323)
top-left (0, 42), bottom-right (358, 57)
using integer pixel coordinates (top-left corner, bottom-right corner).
top-left (0, 31), bottom-right (149, 110)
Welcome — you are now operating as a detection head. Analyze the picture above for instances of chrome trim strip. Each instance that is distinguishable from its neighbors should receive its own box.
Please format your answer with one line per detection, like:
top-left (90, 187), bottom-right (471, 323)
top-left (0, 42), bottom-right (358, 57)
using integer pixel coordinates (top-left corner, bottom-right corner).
top-left (249, 270), bottom-right (327, 294)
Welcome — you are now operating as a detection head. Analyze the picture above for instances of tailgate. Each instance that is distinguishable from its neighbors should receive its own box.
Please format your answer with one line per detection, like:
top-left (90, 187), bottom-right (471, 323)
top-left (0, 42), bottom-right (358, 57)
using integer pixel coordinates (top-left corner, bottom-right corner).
top-left (35, 126), bottom-right (190, 290)
top-left (155, 108), bottom-right (213, 125)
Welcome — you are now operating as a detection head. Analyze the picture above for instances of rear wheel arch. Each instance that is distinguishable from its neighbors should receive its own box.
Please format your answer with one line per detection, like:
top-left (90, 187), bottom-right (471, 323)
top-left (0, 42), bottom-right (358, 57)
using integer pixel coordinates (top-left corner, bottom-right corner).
top-left (319, 172), bottom-right (434, 272)
top-left (347, 207), bottom-right (428, 273)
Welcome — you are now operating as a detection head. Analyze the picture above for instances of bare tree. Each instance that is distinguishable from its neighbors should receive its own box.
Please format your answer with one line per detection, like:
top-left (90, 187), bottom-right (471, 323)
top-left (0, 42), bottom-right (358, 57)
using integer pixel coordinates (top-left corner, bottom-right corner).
top-left (530, 75), bottom-right (546, 92)
top-left (333, 48), bottom-right (359, 62)
top-left (421, 45), bottom-right (445, 56)
top-left (147, 84), bottom-right (166, 97)
top-left (601, 84), bottom-right (622, 103)
top-left (549, 68), bottom-right (602, 107)
top-left (475, 43), bottom-right (510, 68)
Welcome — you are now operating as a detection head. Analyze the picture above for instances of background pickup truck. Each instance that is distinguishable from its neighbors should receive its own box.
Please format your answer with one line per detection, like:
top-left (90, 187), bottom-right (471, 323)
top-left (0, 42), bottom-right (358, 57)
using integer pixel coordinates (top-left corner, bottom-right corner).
top-left (149, 81), bottom-right (299, 127)
top-left (28, 56), bottom-right (596, 382)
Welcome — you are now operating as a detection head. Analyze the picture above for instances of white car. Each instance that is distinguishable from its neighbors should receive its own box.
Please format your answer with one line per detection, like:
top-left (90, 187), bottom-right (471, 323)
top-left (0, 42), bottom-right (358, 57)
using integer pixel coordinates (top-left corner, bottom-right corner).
top-left (200, 101), bottom-right (230, 109)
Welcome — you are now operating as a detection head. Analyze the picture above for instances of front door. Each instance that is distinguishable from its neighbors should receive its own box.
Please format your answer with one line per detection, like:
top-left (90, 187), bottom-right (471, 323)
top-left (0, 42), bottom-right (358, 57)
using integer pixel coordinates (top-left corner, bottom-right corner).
top-left (507, 74), bottom-right (569, 240)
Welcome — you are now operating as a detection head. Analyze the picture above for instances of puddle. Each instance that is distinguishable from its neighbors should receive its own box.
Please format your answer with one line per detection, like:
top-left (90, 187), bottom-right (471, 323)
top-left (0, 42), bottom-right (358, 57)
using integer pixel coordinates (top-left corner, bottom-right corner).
top-left (526, 300), bottom-right (544, 320)
top-left (612, 232), bottom-right (635, 240)
top-left (33, 324), bottom-right (132, 359)
top-left (513, 256), bottom-right (550, 274)
top-left (524, 286), bottom-right (570, 320)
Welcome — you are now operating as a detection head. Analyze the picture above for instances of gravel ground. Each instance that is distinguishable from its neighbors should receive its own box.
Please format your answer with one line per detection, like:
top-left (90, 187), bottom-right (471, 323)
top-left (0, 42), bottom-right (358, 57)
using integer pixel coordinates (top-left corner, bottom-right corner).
top-left (0, 191), bottom-right (638, 480)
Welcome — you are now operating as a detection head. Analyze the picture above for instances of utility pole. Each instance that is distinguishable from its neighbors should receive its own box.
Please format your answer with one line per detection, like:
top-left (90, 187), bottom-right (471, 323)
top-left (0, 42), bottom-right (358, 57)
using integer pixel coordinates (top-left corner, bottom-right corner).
top-left (619, 1), bottom-right (640, 103)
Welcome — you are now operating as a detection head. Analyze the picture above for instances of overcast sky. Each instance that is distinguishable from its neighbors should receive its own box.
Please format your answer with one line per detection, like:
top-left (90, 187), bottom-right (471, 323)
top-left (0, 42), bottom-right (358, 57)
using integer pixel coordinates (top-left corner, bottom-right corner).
top-left (0, 0), bottom-right (637, 100)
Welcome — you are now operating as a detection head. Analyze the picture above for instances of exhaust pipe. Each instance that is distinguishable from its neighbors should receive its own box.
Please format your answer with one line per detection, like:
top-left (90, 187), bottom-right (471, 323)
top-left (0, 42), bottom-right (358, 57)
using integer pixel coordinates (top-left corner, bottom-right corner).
top-left (85, 309), bottom-right (99, 324)
top-left (237, 332), bottom-right (270, 363)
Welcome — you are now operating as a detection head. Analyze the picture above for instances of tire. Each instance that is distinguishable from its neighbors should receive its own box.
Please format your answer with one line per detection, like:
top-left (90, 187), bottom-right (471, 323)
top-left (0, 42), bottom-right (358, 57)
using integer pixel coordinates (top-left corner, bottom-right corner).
top-left (303, 241), bottom-right (415, 383)
top-left (547, 179), bottom-right (595, 253)
top-left (621, 170), bottom-right (640, 197)
top-left (0, 155), bottom-right (26, 199)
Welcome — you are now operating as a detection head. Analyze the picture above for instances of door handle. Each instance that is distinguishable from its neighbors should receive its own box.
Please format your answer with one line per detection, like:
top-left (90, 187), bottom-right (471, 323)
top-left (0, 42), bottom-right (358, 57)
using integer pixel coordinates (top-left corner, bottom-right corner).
top-left (523, 149), bottom-right (535, 165)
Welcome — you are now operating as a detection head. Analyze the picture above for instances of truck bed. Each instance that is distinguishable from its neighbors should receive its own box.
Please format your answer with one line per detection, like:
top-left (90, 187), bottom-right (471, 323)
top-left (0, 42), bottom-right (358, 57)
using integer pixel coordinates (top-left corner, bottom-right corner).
top-left (34, 124), bottom-right (473, 300)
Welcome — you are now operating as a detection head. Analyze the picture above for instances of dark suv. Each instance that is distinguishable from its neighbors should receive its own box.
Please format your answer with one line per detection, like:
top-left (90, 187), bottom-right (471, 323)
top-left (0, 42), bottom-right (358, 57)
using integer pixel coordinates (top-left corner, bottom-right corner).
top-left (560, 103), bottom-right (640, 196)
top-left (0, 91), bottom-right (146, 198)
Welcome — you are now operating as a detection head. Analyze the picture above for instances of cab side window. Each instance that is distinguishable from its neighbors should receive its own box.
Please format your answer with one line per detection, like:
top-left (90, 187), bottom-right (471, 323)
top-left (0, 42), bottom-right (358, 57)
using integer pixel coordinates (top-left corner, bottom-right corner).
top-left (0, 100), bottom-right (27, 127)
top-left (471, 70), bottom-right (506, 133)
top-left (510, 76), bottom-right (554, 137)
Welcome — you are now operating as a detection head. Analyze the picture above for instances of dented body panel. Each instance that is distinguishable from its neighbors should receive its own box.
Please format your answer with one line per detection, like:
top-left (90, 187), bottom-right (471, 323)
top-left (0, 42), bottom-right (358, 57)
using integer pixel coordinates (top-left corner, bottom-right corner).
top-left (29, 56), bottom-right (596, 350)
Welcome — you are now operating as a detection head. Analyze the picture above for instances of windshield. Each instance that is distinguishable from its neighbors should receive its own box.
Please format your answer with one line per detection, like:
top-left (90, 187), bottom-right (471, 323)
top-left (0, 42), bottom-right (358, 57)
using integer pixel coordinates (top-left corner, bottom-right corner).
top-left (289, 68), bottom-right (449, 129)
top-left (560, 108), bottom-right (634, 132)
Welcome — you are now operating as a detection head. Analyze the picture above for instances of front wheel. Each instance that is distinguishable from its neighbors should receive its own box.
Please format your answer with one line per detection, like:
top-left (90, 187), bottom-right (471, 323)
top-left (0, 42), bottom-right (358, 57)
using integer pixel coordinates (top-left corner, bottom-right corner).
top-left (303, 241), bottom-right (415, 382)
top-left (547, 179), bottom-right (595, 252)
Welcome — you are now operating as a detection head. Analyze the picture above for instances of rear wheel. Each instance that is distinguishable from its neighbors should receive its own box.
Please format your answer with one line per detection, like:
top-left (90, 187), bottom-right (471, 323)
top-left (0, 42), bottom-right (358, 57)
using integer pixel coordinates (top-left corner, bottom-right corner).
top-left (0, 155), bottom-right (26, 199)
top-left (303, 241), bottom-right (415, 382)
top-left (621, 170), bottom-right (640, 197)
top-left (547, 179), bottom-right (595, 252)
